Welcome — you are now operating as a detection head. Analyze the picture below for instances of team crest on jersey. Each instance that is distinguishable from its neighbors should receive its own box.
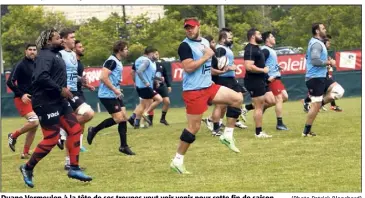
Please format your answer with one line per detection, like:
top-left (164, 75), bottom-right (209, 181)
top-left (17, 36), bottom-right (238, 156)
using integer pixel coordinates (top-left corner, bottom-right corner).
top-left (70, 54), bottom-right (77, 65)
top-left (198, 43), bottom-right (206, 52)
top-left (115, 105), bottom-right (119, 110)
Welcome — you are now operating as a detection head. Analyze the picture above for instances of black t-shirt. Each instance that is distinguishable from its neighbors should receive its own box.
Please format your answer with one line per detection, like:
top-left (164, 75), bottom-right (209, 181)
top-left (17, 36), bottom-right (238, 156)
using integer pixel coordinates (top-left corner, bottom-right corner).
top-left (178, 38), bottom-right (206, 61)
top-left (104, 59), bottom-right (117, 71)
top-left (243, 43), bottom-right (266, 79)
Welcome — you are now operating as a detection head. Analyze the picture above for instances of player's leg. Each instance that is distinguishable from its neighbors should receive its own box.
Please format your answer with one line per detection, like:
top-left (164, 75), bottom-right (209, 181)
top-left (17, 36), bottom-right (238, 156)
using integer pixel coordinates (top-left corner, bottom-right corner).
top-left (246, 80), bottom-right (272, 138)
top-left (87, 98), bottom-right (120, 144)
top-left (59, 101), bottom-right (92, 182)
top-left (160, 96), bottom-right (170, 125)
top-left (8, 98), bottom-right (39, 152)
top-left (330, 99), bottom-right (342, 112)
top-left (19, 104), bottom-right (61, 188)
top-left (274, 93), bottom-right (287, 130)
top-left (127, 102), bottom-right (140, 127)
top-left (263, 90), bottom-right (276, 113)
top-left (303, 78), bottom-right (326, 137)
top-left (134, 98), bottom-right (151, 128)
top-left (252, 95), bottom-right (270, 137)
top-left (118, 104), bottom-right (135, 155)
top-left (210, 104), bottom-right (224, 136)
top-left (324, 81), bottom-right (344, 104)
top-left (303, 92), bottom-right (312, 113)
top-left (211, 85), bottom-right (243, 152)
top-left (143, 93), bottom-right (163, 124)
top-left (269, 79), bottom-right (289, 130)
top-left (19, 112), bottom-right (39, 159)
top-left (240, 85), bottom-right (254, 118)
top-left (73, 99), bottom-right (94, 152)
top-left (156, 85), bottom-right (170, 125)
top-left (171, 113), bottom-right (203, 174)
top-left (148, 110), bottom-right (154, 126)
top-left (231, 82), bottom-right (248, 129)
top-left (171, 89), bottom-right (209, 174)
top-left (325, 81), bottom-right (344, 112)
top-left (63, 95), bottom-right (94, 169)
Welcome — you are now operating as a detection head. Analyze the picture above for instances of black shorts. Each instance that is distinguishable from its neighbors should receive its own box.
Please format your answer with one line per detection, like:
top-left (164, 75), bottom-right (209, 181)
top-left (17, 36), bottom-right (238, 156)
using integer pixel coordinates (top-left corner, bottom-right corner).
top-left (324, 77), bottom-right (336, 93)
top-left (33, 99), bottom-right (74, 127)
top-left (244, 78), bottom-right (270, 98)
top-left (306, 78), bottom-right (326, 97)
top-left (69, 91), bottom-right (86, 111)
top-left (212, 75), bottom-right (219, 84)
top-left (214, 77), bottom-right (246, 93)
top-left (99, 98), bottom-right (125, 114)
top-left (136, 87), bottom-right (158, 99)
top-left (155, 84), bottom-right (169, 98)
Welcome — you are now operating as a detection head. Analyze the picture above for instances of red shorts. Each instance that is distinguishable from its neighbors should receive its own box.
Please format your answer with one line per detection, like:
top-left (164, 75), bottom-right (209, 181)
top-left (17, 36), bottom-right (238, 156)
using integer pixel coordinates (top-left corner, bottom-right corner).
top-left (269, 79), bottom-right (286, 96)
top-left (14, 97), bottom-right (33, 116)
top-left (182, 84), bottom-right (221, 115)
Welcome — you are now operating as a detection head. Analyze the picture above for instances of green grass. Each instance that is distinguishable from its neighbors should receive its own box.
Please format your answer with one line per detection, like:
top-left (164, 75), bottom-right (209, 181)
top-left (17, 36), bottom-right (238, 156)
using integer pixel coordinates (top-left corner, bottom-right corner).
top-left (1, 97), bottom-right (361, 192)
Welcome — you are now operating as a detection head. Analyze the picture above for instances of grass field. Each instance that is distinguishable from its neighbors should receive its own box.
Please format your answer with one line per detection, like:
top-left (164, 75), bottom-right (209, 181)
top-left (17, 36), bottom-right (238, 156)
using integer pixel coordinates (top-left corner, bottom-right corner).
top-left (1, 97), bottom-right (361, 192)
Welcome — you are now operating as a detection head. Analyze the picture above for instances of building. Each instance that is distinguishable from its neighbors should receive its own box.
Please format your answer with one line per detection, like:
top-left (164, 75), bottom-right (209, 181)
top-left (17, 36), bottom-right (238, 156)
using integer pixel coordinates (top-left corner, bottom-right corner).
top-left (43, 5), bottom-right (165, 24)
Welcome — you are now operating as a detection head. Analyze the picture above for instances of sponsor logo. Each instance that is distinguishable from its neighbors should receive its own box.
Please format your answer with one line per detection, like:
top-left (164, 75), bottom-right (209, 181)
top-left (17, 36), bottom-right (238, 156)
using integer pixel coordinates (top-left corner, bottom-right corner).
top-left (71, 96), bottom-right (79, 103)
top-left (47, 111), bottom-right (59, 119)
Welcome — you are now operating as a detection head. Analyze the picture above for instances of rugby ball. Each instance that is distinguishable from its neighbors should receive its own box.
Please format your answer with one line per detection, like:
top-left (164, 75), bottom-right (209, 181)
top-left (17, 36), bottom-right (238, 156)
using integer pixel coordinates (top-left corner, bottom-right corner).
top-left (217, 56), bottom-right (228, 70)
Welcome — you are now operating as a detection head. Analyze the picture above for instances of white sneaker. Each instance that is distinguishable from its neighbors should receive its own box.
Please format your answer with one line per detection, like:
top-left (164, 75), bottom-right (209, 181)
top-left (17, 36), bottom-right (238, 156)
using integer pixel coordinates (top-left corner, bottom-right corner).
top-left (240, 108), bottom-right (247, 122)
top-left (235, 121), bottom-right (248, 129)
top-left (321, 106), bottom-right (328, 111)
top-left (170, 161), bottom-right (191, 174)
top-left (219, 135), bottom-right (240, 153)
top-left (211, 130), bottom-right (222, 136)
top-left (255, 131), bottom-right (272, 138)
top-left (202, 118), bottom-right (213, 131)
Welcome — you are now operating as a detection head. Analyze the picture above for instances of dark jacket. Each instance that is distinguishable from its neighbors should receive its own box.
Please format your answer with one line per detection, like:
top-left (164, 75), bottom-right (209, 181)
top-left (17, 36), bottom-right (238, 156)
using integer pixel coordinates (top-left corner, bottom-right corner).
top-left (6, 57), bottom-right (35, 98)
top-left (31, 47), bottom-right (68, 107)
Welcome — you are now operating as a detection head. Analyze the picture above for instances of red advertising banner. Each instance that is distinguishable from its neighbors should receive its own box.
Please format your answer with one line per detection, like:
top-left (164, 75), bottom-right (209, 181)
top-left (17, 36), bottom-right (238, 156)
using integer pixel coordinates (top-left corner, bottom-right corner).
top-left (83, 66), bottom-right (134, 87)
top-left (335, 50), bottom-right (362, 71)
top-left (3, 50), bottom-right (361, 93)
top-left (278, 54), bottom-right (307, 75)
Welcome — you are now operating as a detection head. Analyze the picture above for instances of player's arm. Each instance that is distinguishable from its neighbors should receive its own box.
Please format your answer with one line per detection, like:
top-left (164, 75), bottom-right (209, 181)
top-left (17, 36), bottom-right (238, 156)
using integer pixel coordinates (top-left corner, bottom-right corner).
top-left (262, 49), bottom-right (275, 82)
top-left (6, 61), bottom-right (25, 97)
top-left (178, 42), bottom-right (213, 73)
top-left (131, 63), bottom-right (135, 80)
top-left (162, 64), bottom-right (171, 87)
top-left (262, 49), bottom-right (270, 62)
top-left (311, 43), bottom-right (335, 67)
top-left (244, 46), bottom-right (267, 73)
top-left (33, 56), bottom-right (63, 96)
top-left (99, 60), bottom-right (120, 95)
top-left (136, 60), bottom-right (151, 86)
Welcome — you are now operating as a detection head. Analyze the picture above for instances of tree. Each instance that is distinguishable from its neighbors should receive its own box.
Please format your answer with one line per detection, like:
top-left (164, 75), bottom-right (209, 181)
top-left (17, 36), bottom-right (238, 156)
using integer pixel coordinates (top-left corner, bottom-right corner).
top-left (1, 6), bottom-right (74, 68)
top-left (273, 6), bottom-right (361, 50)
top-left (76, 15), bottom-right (119, 67)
